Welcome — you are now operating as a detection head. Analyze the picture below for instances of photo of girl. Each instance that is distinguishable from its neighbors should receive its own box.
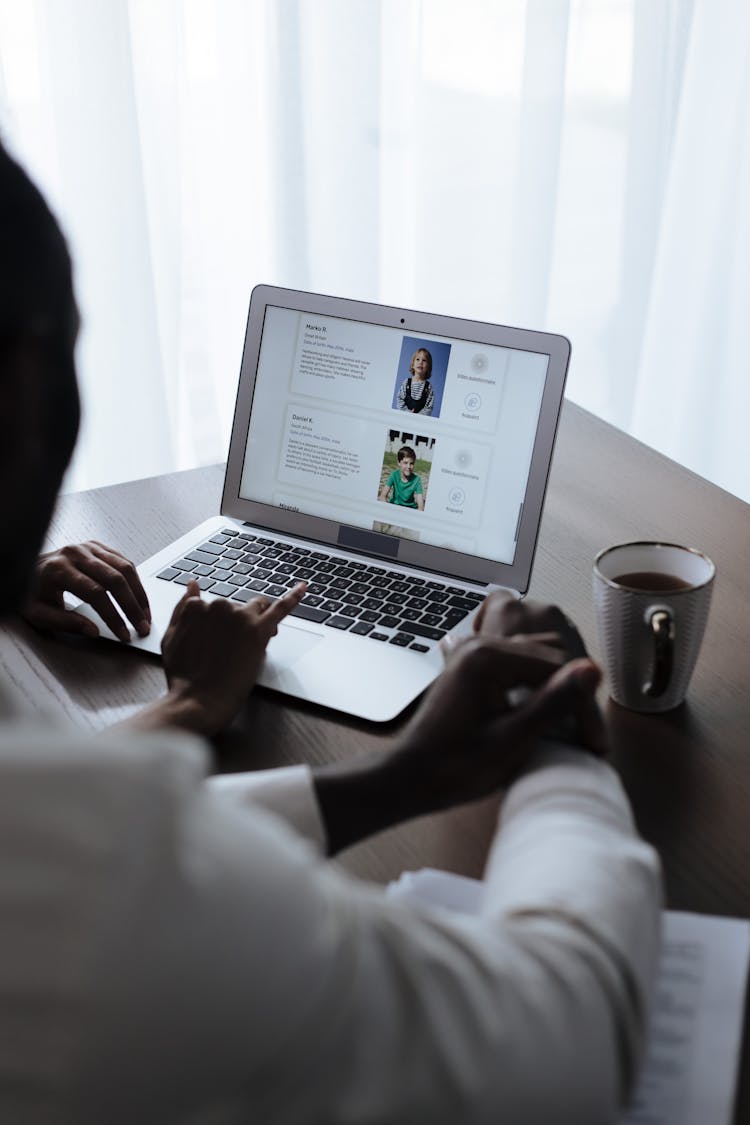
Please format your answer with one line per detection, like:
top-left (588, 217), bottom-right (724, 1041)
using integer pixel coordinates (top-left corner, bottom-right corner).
top-left (397, 348), bottom-right (434, 416)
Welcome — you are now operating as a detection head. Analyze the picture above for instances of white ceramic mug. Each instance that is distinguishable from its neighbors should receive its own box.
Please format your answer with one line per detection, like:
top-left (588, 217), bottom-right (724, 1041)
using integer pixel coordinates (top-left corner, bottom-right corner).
top-left (593, 542), bottom-right (715, 712)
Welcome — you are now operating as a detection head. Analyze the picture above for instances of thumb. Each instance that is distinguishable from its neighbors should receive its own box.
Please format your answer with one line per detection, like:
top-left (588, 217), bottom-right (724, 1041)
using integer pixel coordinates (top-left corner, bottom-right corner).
top-left (504, 659), bottom-right (606, 756)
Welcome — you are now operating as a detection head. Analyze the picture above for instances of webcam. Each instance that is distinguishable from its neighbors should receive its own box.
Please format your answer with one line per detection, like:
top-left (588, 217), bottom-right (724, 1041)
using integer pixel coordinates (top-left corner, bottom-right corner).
top-left (400, 317), bottom-right (405, 324)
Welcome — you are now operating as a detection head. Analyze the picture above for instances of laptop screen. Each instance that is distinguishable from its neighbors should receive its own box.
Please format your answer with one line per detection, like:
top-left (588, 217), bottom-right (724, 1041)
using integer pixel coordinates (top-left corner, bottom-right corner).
top-left (238, 304), bottom-right (549, 567)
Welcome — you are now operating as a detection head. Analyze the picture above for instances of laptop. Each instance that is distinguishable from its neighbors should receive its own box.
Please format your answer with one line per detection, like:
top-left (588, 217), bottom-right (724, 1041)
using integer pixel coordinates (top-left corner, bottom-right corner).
top-left (77, 286), bottom-right (570, 721)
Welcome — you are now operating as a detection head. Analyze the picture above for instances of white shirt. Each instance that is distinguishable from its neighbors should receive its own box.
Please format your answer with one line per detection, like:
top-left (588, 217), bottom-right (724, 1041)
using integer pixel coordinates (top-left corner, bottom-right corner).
top-left (0, 715), bottom-right (661, 1125)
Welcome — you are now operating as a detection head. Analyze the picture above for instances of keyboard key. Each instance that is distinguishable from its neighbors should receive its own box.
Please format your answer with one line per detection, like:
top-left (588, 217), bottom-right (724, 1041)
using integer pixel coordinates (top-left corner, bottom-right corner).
top-left (340, 605), bottom-right (359, 617)
top-left (350, 621), bottom-right (374, 636)
top-left (186, 550), bottom-right (218, 566)
top-left (314, 561), bottom-right (336, 573)
top-left (441, 609), bottom-right (469, 629)
top-left (362, 597), bottom-right (385, 611)
top-left (227, 574), bottom-right (248, 587)
top-left (198, 541), bottom-right (227, 556)
top-left (322, 599), bottom-right (343, 613)
top-left (389, 633), bottom-right (412, 647)
top-left (421, 612), bottom-right (443, 627)
top-left (329, 577), bottom-right (349, 590)
top-left (389, 581), bottom-right (410, 594)
top-left (157, 567), bottom-right (180, 581)
top-left (246, 579), bottom-right (268, 592)
top-left (464, 591), bottom-right (486, 603)
top-left (302, 594), bottom-right (324, 607)
top-left (348, 560), bottom-right (367, 570)
top-left (242, 542), bottom-right (264, 555)
top-left (237, 532), bottom-right (256, 542)
top-left (325, 616), bottom-right (353, 631)
top-left (223, 548), bottom-right (243, 560)
top-left (210, 534), bottom-right (231, 544)
top-left (410, 643), bottom-right (430, 653)
top-left (369, 575), bottom-right (391, 588)
top-left (265, 584), bottom-right (286, 597)
top-left (251, 567), bottom-right (273, 581)
top-left (379, 614), bottom-right (400, 629)
top-left (398, 621), bottom-right (445, 641)
top-left (365, 565), bottom-right (386, 575)
top-left (275, 563), bottom-right (296, 576)
top-left (400, 608), bottom-right (421, 622)
top-left (340, 592), bottom-right (361, 606)
top-left (191, 564), bottom-right (214, 577)
top-left (359, 609), bottom-right (379, 623)
top-left (231, 589), bottom-right (257, 603)
top-left (195, 576), bottom-right (215, 591)
top-left (290, 603), bottom-right (330, 623)
top-left (307, 582), bottom-right (328, 596)
top-left (426, 581), bottom-right (446, 590)
top-left (425, 591), bottom-right (450, 605)
top-left (228, 537), bottom-right (249, 549)
top-left (261, 547), bottom-right (283, 560)
top-left (231, 562), bottom-right (253, 575)
top-left (333, 566), bottom-right (356, 579)
top-left (447, 595), bottom-right (478, 612)
top-left (369, 632), bottom-right (388, 642)
top-left (447, 586), bottom-right (466, 596)
top-left (257, 537), bottom-right (275, 545)
top-left (350, 581), bottom-right (370, 595)
top-left (407, 597), bottom-right (429, 612)
top-left (210, 582), bottom-right (235, 597)
top-left (382, 601), bottom-right (402, 616)
top-left (173, 559), bottom-right (197, 572)
top-left (293, 567), bottom-right (316, 581)
top-left (221, 528), bottom-right (239, 537)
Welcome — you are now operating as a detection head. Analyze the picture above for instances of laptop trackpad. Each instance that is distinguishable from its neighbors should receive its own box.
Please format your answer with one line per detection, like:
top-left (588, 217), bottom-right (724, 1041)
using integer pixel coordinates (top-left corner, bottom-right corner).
top-left (263, 621), bottom-right (323, 679)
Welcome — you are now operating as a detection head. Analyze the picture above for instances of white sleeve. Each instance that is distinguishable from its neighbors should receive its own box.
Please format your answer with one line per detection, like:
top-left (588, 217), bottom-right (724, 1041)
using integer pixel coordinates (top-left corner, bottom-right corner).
top-left (72, 742), bottom-right (661, 1125)
top-left (207, 764), bottom-right (327, 850)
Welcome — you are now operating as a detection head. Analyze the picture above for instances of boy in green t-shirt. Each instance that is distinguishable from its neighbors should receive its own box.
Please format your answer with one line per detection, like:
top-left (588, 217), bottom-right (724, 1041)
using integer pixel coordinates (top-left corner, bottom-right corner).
top-left (380, 446), bottom-right (425, 510)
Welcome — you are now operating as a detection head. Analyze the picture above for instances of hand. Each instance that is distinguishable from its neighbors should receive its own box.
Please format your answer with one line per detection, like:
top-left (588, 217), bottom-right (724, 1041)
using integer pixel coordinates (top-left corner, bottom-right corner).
top-left (314, 592), bottom-right (605, 854)
top-left (395, 608), bottom-right (604, 815)
top-left (22, 541), bottom-right (151, 642)
top-left (469, 592), bottom-right (603, 752)
top-left (160, 580), bottom-right (306, 733)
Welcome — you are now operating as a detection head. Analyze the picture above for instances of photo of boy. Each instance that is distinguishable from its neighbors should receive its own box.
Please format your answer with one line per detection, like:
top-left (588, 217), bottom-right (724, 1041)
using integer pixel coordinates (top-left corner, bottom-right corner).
top-left (378, 432), bottom-right (434, 512)
top-left (390, 336), bottom-right (451, 419)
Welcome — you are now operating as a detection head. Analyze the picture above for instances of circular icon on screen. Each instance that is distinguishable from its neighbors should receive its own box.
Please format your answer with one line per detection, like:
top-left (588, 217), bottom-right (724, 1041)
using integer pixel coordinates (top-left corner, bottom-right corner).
top-left (449, 487), bottom-right (465, 506)
top-left (454, 449), bottom-right (472, 470)
top-left (471, 353), bottom-right (488, 373)
top-left (464, 393), bottom-right (482, 412)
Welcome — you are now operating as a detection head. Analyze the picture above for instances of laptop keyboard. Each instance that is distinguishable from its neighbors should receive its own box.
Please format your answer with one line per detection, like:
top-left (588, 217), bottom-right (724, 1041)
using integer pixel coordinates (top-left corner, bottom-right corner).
top-left (155, 528), bottom-right (486, 653)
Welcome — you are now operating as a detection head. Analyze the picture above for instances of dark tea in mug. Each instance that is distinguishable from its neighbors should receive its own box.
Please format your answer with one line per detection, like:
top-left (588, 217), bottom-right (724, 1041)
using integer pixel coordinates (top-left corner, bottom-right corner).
top-left (612, 571), bottom-right (693, 593)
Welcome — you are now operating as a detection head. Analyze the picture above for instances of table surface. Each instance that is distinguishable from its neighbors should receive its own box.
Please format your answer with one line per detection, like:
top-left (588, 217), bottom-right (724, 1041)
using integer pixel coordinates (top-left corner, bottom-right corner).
top-left (3, 399), bottom-right (750, 1119)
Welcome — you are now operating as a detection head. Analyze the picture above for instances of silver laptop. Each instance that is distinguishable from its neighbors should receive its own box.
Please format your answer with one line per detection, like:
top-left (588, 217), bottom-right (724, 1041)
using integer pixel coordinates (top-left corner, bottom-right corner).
top-left (78, 286), bottom-right (570, 721)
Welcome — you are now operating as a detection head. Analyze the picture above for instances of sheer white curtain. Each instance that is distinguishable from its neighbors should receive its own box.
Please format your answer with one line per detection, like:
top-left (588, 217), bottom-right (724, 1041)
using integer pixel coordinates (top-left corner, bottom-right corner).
top-left (1, 0), bottom-right (748, 501)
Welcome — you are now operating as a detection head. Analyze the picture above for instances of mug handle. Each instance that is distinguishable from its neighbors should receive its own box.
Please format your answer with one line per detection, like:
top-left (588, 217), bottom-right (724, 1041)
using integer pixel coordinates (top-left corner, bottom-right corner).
top-left (643, 607), bottom-right (674, 698)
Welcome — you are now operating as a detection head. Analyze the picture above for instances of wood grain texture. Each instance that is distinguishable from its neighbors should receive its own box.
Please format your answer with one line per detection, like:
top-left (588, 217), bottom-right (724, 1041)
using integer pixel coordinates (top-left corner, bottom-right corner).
top-left (3, 403), bottom-right (750, 1119)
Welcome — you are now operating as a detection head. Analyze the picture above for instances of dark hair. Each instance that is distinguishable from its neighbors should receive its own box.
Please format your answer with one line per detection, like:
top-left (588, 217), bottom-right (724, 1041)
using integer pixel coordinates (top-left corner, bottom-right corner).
top-left (397, 445), bottom-right (417, 462)
top-left (0, 140), bottom-right (75, 343)
top-left (0, 139), bottom-right (81, 613)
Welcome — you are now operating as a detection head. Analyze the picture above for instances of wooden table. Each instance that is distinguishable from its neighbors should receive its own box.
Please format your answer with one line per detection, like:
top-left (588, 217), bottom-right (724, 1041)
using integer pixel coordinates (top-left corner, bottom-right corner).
top-left (3, 400), bottom-right (750, 1118)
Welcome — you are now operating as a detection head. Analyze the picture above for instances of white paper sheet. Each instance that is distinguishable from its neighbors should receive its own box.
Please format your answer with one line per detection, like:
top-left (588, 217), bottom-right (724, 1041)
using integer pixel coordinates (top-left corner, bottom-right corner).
top-left (387, 870), bottom-right (750, 1125)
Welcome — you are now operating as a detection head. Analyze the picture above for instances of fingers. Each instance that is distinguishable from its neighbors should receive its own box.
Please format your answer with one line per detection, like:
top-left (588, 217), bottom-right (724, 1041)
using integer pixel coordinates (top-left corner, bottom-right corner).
top-left (43, 543), bottom-right (151, 641)
top-left (251, 582), bottom-right (307, 634)
top-left (474, 593), bottom-right (589, 660)
top-left (504, 658), bottom-right (607, 756)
